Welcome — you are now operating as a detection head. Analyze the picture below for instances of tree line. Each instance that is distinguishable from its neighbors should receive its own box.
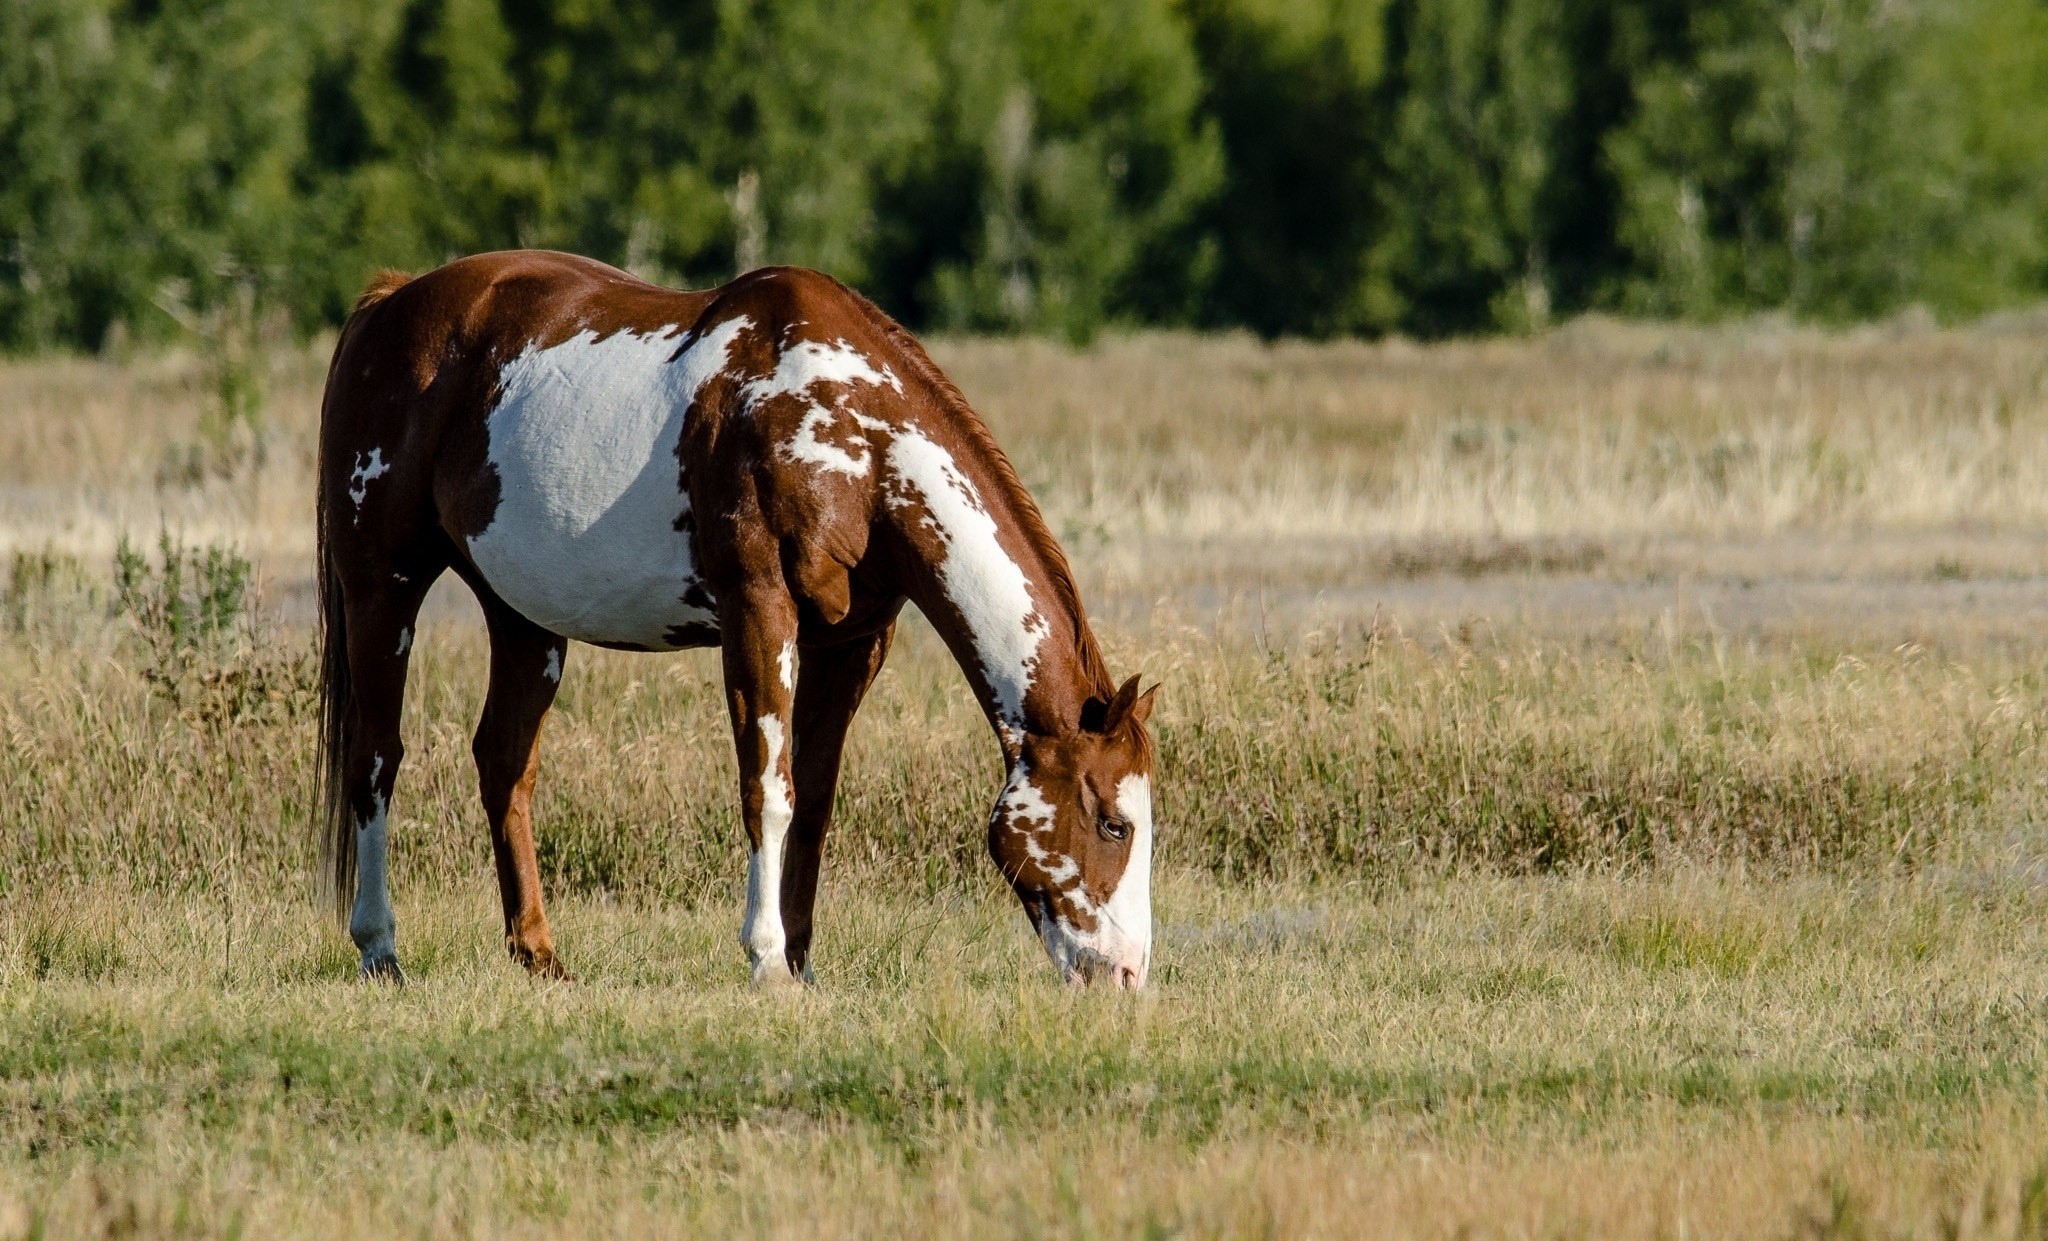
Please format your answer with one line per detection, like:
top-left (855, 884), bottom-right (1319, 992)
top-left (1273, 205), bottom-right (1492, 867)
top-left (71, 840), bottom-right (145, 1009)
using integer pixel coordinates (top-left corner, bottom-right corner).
top-left (5, 0), bottom-right (2046, 351)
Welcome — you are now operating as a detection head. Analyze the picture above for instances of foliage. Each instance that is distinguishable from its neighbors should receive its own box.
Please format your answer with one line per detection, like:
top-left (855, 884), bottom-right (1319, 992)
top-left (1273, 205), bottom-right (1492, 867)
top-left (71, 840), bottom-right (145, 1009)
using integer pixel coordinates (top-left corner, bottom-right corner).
top-left (109, 532), bottom-right (313, 729)
top-left (4, 0), bottom-right (2048, 348)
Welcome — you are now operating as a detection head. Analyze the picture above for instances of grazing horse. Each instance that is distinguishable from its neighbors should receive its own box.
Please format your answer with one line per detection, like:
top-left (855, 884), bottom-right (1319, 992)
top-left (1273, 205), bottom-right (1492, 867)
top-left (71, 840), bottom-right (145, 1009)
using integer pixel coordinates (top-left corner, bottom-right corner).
top-left (315, 250), bottom-right (1157, 988)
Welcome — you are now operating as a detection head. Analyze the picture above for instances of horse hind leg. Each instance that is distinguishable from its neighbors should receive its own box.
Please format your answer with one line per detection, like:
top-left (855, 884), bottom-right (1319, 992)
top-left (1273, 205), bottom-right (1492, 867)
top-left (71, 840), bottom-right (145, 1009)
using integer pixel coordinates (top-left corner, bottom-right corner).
top-left (335, 574), bottom-right (436, 981)
top-left (472, 593), bottom-right (570, 979)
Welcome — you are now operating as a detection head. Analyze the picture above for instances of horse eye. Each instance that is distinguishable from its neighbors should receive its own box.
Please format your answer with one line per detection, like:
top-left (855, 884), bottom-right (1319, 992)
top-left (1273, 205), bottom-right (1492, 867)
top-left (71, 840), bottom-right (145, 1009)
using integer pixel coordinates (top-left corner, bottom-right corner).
top-left (1098, 815), bottom-right (1130, 842)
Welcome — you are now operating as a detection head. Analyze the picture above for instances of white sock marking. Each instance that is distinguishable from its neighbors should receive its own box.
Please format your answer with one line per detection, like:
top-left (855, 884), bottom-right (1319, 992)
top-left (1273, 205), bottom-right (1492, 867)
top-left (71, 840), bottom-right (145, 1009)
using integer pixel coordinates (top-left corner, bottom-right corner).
top-left (349, 754), bottom-right (395, 967)
top-left (742, 713), bottom-right (795, 980)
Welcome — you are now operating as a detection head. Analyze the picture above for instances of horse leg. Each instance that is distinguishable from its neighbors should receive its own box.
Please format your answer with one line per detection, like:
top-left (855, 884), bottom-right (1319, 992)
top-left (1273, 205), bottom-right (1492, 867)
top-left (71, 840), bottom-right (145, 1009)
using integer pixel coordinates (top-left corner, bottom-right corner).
top-left (782, 621), bottom-right (897, 981)
top-left (473, 596), bottom-right (570, 979)
top-left (717, 581), bottom-right (803, 984)
top-left (341, 577), bottom-right (435, 981)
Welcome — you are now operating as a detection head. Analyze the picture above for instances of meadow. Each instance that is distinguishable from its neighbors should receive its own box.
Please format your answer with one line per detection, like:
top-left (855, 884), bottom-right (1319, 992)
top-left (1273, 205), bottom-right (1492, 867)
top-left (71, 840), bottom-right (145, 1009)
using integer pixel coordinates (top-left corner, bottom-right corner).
top-left (4, 315), bottom-right (2048, 1236)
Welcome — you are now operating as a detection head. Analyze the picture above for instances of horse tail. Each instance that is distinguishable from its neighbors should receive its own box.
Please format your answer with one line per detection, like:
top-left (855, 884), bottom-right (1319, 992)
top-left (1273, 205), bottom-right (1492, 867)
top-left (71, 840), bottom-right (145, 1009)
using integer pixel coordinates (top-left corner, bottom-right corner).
top-left (350, 270), bottom-right (413, 317)
top-left (316, 269), bottom-right (410, 914)
top-left (316, 467), bottom-right (354, 915)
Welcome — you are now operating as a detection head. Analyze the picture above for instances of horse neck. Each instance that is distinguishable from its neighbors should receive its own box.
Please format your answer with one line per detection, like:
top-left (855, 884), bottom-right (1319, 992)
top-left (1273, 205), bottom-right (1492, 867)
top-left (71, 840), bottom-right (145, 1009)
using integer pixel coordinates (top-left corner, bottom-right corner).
top-left (883, 417), bottom-right (1108, 762)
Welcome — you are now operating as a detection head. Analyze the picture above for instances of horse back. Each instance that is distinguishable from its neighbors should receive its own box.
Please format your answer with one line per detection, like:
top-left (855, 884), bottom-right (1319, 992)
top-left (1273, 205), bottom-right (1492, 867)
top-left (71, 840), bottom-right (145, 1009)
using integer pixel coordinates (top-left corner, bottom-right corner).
top-left (320, 251), bottom-right (914, 644)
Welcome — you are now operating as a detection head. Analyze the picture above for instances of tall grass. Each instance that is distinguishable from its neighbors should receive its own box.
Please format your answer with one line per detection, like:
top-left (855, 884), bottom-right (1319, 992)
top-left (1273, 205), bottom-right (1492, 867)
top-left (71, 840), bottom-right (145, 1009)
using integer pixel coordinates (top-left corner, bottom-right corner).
top-left (1, 571), bottom-right (2037, 899)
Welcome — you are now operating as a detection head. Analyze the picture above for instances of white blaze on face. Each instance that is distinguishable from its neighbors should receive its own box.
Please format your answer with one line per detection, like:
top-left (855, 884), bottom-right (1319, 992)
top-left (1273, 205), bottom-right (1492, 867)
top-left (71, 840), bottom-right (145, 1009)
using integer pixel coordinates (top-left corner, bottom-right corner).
top-left (742, 338), bottom-right (903, 478)
top-left (1093, 773), bottom-right (1154, 981)
top-left (1007, 765), bottom-right (1154, 989)
top-left (349, 753), bottom-right (396, 969)
top-left (883, 428), bottom-right (1049, 737)
top-left (466, 317), bottom-right (751, 649)
top-left (742, 713), bottom-right (796, 982)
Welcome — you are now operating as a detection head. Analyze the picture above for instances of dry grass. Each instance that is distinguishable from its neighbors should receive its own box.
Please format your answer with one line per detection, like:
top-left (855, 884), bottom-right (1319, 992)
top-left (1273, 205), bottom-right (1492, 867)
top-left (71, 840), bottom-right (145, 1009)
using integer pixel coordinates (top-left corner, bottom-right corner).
top-left (3, 873), bottom-right (2047, 1238)
top-left (5, 316), bottom-right (2048, 1237)
top-left (10, 313), bottom-right (2048, 568)
top-left (4, 611), bottom-right (2036, 899)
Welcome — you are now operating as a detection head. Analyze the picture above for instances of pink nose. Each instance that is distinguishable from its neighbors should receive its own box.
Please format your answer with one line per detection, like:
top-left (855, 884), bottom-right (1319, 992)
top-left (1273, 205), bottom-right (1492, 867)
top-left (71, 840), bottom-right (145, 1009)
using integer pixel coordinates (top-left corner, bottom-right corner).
top-left (1111, 961), bottom-right (1146, 990)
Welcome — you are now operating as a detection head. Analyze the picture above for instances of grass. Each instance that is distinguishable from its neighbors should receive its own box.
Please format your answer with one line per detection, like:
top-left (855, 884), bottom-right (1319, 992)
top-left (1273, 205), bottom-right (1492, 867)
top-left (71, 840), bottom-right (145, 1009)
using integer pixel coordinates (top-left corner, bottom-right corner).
top-left (11, 313), bottom-right (2048, 570)
top-left (5, 611), bottom-right (2035, 898)
top-left (4, 875), bottom-right (2048, 1237)
top-left (7, 313), bottom-right (2048, 1235)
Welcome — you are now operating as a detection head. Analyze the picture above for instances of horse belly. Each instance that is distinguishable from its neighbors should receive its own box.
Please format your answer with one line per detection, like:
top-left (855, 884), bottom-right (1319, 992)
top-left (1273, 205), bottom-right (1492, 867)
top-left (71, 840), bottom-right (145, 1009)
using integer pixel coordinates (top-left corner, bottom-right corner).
top-left (462, 324), bottom-right (730, 651)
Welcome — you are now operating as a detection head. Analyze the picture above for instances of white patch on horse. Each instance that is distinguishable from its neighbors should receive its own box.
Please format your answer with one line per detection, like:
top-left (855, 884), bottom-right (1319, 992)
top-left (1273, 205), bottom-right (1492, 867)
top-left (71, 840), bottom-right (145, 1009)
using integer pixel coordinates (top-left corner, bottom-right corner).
top-left (1094, 774), bottom-right (1154, 976)
top-left (999, 764), bottom-right (1056, 830)
top-left (467, 317), bottom-right (750, 649)
top-left (882, 428), bottom-right (1049, 735)
top-left (777, 640), bottom-right (795, 693)
top-left (349, 753), bottom-right (396, 973)
top-left (543, 648), bottom-right (562, 684)
top-left (742, 713), bottom-right (796, 982)
top-left (742, 338), bottom-right (902, 479)
top-left (394, 627), bottom-right (411, 657)
top-left (996, 764), bottom-right (1089, 909)
top-left (348, 449), bottom-right (390, 521)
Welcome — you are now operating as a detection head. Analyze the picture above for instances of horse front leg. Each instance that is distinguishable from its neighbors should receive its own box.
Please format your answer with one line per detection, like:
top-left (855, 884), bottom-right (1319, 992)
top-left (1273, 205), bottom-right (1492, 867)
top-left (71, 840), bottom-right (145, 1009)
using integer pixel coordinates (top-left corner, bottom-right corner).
top-left (782, 621), bottom-right (897, 981)
top-left (718, 581), bottom-right (803, 985)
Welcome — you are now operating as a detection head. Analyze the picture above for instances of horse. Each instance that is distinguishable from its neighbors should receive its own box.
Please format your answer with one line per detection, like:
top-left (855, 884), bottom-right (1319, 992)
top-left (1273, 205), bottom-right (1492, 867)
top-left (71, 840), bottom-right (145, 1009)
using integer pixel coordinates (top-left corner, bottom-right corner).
top-left (314, 250), bottom-right (1158, 989)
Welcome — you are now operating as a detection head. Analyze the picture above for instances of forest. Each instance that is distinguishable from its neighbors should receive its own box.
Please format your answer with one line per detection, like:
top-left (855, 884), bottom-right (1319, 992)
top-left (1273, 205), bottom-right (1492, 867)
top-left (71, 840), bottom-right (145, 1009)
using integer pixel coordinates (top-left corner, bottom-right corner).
top-left (6, 0), bottom-right (2048, 350)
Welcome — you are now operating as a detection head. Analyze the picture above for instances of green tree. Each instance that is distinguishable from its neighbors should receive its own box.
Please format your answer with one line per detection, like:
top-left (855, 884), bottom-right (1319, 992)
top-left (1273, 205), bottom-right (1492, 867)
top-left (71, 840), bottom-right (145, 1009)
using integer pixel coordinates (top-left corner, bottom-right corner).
top-left (907, 0), bottom-right (1222, 340)
top-left (1181, 0), bottom-right (1392, 337)
top-left (1606, 0), bottom-right (2048, 321)
top-left (1367, 0), bottom-right (1577, 335)
top-left (0, 0), bottom-right (315, 349)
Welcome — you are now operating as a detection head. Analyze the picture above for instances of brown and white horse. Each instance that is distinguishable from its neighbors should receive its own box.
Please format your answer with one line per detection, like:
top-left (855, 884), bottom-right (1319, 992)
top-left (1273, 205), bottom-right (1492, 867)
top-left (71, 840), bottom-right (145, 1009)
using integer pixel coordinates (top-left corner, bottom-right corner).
top-left (314, 250), bottom-right (1157, 988)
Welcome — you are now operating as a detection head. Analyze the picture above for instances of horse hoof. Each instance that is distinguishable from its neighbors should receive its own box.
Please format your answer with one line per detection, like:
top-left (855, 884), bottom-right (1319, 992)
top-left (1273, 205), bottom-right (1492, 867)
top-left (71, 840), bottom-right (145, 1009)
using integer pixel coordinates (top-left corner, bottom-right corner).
top-left (750, 961), bottom-right (802, 988)
top-left (510, 943), bottom-right (573, 982)
top-left (359, 956), bottom-right (405, 985)
top-left (527, 954), bottom-right (574, 983)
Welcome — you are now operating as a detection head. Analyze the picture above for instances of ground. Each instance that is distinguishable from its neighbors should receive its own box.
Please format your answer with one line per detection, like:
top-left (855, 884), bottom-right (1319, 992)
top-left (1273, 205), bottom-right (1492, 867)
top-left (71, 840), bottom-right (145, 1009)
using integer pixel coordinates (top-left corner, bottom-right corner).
top-left (3, 315), bottom-right (2048, 1237)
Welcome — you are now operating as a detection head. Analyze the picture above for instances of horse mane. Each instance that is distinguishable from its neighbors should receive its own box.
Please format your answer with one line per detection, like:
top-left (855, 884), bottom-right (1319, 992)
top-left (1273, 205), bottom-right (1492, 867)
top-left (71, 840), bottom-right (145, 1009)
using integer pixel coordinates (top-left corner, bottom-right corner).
top-left (853, 299), bottom-right (1119, 704)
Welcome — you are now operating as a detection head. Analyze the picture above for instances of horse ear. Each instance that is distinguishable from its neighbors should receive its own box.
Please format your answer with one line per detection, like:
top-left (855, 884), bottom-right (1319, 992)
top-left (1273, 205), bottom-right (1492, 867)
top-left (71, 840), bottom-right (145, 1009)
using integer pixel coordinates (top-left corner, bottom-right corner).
top-left (1099, 675), bottom-right (1144, 733)
top-left (1126, 682), bottom-right (1159, 729)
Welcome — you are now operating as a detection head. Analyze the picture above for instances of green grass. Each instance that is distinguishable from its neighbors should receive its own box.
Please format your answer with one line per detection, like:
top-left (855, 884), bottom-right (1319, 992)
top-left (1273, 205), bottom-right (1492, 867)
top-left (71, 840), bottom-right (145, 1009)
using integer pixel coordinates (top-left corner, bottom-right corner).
top-left (4, 870), bottom-right (2048, 1237)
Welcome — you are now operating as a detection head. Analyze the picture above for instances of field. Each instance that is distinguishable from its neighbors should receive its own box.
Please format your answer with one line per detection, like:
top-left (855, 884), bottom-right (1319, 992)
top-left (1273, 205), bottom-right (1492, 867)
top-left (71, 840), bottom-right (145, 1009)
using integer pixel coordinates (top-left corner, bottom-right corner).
top-left (4, 316), bottom-right (2048, 1236)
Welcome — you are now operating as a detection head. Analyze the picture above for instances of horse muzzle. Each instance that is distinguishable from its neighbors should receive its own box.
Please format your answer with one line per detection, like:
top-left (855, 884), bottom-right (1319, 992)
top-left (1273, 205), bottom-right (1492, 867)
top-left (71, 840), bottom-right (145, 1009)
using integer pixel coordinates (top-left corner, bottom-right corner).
top-left (1035, 906), bottom-right (1150, 990)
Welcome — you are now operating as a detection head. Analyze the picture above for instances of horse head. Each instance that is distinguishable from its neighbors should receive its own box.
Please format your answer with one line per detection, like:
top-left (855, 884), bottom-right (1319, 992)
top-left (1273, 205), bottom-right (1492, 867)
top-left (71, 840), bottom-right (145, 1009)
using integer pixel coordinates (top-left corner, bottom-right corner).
top-left (988, 674), bottom-right (1159, 989)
